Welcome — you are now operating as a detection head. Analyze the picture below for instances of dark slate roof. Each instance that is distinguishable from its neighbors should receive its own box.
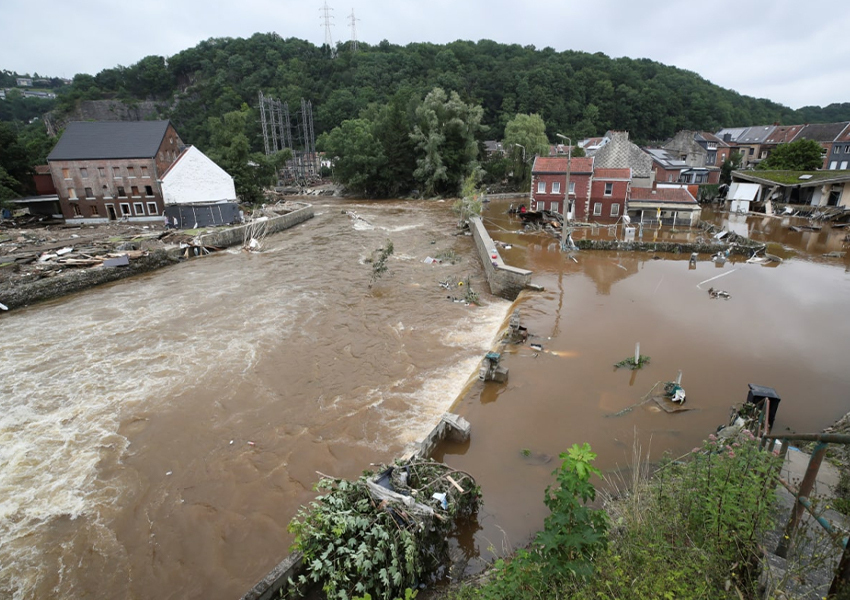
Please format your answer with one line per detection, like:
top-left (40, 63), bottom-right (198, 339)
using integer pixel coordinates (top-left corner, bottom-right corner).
top-left (47, 121), bottom-right (172, 161)
top-left (795, 122), bottom-right (850, 143)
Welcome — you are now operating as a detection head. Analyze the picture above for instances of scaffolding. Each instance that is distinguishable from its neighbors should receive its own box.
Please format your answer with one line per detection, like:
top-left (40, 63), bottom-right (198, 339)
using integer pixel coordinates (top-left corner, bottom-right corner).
top-left (258, 91), bottom-right (319, 186)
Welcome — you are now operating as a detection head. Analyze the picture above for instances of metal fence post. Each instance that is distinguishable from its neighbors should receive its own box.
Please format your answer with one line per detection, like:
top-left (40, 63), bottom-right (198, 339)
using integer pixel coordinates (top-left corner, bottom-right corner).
top-left (776, 442), bottom-right (828, 558)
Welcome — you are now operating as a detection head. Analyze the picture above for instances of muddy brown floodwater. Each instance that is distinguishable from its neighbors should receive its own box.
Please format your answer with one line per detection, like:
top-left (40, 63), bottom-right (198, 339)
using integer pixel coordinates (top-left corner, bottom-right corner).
top-left (433, 201), bottom-right (850, 574)
top-left (0, 199), bottom-right (511, 600)
top-left (3, 197), bottom-right (850, 599)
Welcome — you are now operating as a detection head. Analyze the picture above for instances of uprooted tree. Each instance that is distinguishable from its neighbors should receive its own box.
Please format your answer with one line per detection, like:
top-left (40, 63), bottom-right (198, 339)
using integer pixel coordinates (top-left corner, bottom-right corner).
top-left (288, 460), bottom-right (481, 600)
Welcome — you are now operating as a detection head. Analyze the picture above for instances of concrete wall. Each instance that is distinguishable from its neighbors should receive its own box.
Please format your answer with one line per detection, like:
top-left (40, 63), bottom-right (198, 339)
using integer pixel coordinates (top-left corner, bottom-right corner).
top-left (197, 203), bottom-right (314, 248)
top-left (469, 216), bottom-right (532, 300)
top-left (161, 146), bottom-right (237, 205)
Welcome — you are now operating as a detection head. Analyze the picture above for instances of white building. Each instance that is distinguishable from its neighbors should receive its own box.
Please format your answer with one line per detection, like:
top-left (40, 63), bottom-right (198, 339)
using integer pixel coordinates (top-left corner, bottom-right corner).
top-left (159, 146), bottom-right (239, 228)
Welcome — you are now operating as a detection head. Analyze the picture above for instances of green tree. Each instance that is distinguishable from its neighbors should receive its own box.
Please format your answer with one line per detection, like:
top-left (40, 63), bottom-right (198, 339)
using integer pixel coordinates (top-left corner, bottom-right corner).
top-left (411, 87), bottom-right (485, 197)
top-left (502, 113), bottom-right (549, 189)
top-left (720, 151), bottom-right (743, 185)
top-left (757, 139), bottom-right (825, 171)
top-left (0, 122), bottom-right (35, 200)
top-left (319, 118), bottom-right (386, 195)
top-left (206, 105), bottom-right (288, 204)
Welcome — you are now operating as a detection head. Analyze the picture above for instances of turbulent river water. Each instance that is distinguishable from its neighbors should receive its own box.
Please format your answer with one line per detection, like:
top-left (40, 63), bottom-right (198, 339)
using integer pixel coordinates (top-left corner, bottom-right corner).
top-left (0, 200), bottom-right (511, 600)
top-left (2, 198), bottom-right (850, 599)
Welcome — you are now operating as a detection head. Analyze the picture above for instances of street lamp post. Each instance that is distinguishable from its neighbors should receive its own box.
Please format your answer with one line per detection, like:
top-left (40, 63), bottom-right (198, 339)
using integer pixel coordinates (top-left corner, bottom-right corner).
top-left (556, 133), bottom-right (572, 250)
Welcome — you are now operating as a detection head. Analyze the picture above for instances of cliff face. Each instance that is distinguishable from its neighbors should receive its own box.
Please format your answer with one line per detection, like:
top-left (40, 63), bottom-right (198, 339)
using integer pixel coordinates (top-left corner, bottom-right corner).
top-left (45, 99), bottom-right (166, 135)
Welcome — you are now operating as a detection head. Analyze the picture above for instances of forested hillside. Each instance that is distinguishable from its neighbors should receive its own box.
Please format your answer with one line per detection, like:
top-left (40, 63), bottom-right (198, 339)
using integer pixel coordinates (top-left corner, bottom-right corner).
top-left (46, 34), bottom-right (849, 149)
top-left (4, 34), bottom-right (850, 200)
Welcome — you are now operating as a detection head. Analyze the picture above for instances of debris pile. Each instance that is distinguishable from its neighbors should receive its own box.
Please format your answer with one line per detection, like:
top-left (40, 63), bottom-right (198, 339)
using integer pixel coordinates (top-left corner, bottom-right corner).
top-left (288, 459), bottom-right (480, 599)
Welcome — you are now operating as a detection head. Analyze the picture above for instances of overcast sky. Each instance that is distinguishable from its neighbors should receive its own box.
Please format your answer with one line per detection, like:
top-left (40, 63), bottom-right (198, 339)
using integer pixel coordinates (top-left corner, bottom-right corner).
top-left (2, 0), bottom-right (848, 110)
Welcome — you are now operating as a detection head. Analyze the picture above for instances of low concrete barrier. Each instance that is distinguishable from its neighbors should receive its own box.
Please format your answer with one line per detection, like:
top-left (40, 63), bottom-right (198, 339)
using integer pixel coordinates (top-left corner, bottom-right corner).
top-left (574, 239), bottom-right (760, 256)
top-left (469, 216), bottom-right (532, 300)
top-left (0, 248), bottom-right (181, 310)
top-left (198, 203), bottom-right (314, 248)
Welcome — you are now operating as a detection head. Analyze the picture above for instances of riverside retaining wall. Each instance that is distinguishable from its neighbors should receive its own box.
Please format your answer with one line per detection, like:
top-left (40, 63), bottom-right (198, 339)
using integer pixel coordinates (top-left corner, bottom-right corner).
top-left (198, 203), bottom-right (314, 248)
top-left (469, 216), bottom-right (532, 300)
top-left (574, 239), bottom-right (760, 256)
top-left (0, 248), bottom-right (181, 310)
top-left (1, 204), bottom-right (315, 312)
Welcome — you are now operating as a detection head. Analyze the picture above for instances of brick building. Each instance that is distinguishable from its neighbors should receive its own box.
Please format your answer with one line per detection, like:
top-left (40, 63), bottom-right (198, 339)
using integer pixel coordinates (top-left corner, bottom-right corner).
top-left (529, 156), bottom-right (593, 217)
top-left (583, 168), bottom-right (631, 222)
top-left (47, 121), bottom-right (184, 223)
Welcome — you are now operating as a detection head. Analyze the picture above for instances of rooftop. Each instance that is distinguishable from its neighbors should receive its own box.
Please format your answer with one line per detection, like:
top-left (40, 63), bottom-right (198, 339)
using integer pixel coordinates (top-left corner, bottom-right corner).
top-left (630, 186), bottom-right (697, 204)
top-left (733, 169), bottom-right (850, 186)
top-left (531, 156), bottom-right (594, 174)
top-left (47, 121), bottom-right (172, 161)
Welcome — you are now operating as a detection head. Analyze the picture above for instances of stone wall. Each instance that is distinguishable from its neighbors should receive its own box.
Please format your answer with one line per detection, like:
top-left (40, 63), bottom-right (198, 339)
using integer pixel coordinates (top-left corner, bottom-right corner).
top-left (574, 239), bottom-right (757, 256)
top-left (0, 249), bottom-right (180, 310)
top-left (197, 203), bottom-right (314, 248)
top-left (469, 216), bottom-right (532, 299)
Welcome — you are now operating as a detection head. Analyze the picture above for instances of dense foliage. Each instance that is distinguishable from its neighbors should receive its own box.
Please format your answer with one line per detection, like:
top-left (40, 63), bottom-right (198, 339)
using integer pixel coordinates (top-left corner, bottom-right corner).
top-left (4, 35), bottom-right (850, 198)
top-left (456, 435), bottom-right (781, 599)
top-left (26, 34), bottom-right (850, 150)
top-left (756, 138), bottom-right (825, 171)
top-left (288, 461), bottom-right (481, 600)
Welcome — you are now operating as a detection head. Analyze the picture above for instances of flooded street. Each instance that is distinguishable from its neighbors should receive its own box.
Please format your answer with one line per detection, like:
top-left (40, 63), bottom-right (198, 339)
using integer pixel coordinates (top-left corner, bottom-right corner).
top-left (3, 196), bottom-right (850, 598)
top-left (435, 200), bottom-right (850, 569)
top-left (0, 199), bottom-right (510, 600)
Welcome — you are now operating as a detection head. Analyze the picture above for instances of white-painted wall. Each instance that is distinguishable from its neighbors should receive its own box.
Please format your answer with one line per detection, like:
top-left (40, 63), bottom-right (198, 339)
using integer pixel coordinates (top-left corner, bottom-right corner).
top-left (161, 146), bottom-right (237, 205)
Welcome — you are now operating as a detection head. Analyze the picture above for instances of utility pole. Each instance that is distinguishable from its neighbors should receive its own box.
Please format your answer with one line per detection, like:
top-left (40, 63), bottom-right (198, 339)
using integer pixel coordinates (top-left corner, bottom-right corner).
top-left (320, 1), bottom-right (335, 57)
top-left (348, 9), bottom-right (360, 52)
top-left (556, 133), bottom-right (572, 251)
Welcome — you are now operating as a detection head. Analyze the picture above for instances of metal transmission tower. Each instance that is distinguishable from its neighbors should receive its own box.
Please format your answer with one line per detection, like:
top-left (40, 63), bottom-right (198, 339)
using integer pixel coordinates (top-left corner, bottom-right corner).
top-left (320, 1), bottom-right (335, 57)
top-left (258, 90), bottom-right (271, 155)
top-left (348, 9), bottom-right (359, 52)
top-left (258, 90), bottom-right (319, 186)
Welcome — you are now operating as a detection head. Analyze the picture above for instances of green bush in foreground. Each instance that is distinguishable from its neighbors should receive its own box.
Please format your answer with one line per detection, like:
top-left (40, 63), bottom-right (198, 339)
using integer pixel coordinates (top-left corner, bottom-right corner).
top-left (458, 435), bottom-right (780, 599)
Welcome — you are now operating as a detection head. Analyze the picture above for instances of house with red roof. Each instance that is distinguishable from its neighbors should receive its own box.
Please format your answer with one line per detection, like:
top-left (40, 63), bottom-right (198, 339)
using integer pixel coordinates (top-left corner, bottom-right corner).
top-left (529, 156), bottom-right (593, 218)
top-left (628, 186), bottom-right (701, 226)
top-left (584, 168), bottom-right (631, 222)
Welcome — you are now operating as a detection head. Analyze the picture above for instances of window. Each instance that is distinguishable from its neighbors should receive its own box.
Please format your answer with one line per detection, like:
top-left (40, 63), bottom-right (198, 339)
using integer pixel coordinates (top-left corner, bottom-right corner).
top-left (90, 205), bottom-right (99, 216)
top-left (760, 151), bottom-right (768, 159)
top-left (131, 186), bottom-right (140, 197)
top-left (845, 146), bottom-right (850, 153)
top-left (62, 168), bottom-right (70, 179)
top-left (133, 202), bottom-right (145, 215)
top-left (102, 185), bottom-right (112, 199)
top-left (84, 187), bottom-right (94, 198)
top-left (537, 181), bottom-right (546, 193)
top-left (117, 186), bottom-right (126, 197)
top-left (552, 181), bottom-right (561, 194)
top-left (569, 182), bottom-right (575, 195)
top-left (80, 167), bottom-right (88, 178)
top-left (835, 146), bottom-right (841, 154)
top-left (749, 148), bottom-right (755, 155)
top-left (68, 187), bottom-right (77, 199)
top-left (141, 166), bottom-right (149, 177)
top-left (127, 166), bottom-right (135, 178)
top-left (98, 167), bottom-right (106, 177)
top-left (842, 161), bottom-right (849, 170)
top-left (593, 202), bottom-right (602, 216)
top-left (145, 185), bottom-right (154, 196)
top-left (146, 202), bottom-right (159, 215)
top-left (120, 203), bottom-right (131, 216)
top-left (604, 182), bottom-right (613, 196)
top-left (707, 152), bottom-right (716, 165)
top-left (72, 204), bottom-right (82, 217)
top-left (830, 161), bottom-right (838, 170)
top-left (113, 167), bottom-right (120, 177)
top-left (610, 203), bottom-right (620, 217)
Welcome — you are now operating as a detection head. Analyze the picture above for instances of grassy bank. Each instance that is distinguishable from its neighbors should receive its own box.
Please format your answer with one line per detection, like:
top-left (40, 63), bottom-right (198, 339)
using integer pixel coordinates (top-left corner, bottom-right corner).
top-left (448, 433), bottom-right (781, 600)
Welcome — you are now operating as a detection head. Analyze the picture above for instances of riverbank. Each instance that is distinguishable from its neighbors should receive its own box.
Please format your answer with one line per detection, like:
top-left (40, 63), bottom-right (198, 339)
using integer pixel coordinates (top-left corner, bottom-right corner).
top-left (0, 201), bottom-right (313, 311)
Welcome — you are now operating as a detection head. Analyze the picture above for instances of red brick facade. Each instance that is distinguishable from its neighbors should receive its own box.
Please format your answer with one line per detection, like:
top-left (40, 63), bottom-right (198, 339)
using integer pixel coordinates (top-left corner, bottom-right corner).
top-left (582, 169), bottom-right (630, 223)
top-left (530, 156), bottom-right (593, 216)
top-left (49, 123), bottom-right (183, 222)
